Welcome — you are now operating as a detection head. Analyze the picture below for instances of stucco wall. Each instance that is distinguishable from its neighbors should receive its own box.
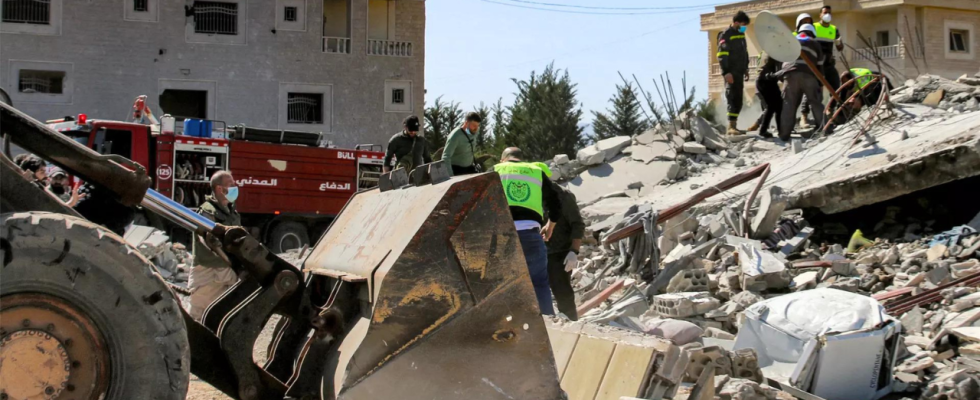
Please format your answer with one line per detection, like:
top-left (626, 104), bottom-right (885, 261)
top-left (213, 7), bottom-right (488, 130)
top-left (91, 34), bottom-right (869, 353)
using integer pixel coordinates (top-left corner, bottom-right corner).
top-left (0, 0), bottom-right (425, 147)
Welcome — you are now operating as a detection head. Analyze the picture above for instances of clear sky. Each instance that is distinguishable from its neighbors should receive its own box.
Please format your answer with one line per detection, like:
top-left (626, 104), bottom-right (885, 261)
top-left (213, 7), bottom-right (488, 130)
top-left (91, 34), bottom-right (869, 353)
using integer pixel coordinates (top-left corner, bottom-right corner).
top-left (424, 0), bottom-right (725, 122)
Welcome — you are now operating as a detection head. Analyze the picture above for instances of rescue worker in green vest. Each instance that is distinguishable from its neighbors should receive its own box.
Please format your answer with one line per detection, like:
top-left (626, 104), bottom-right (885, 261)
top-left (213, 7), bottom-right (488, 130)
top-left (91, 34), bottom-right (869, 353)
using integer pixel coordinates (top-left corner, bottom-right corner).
top-left (189, 170), bottom-right (242, 321)
top-left (717, 11), bottom-right (751, 136)
top-left (494, 148), bottom-right (564, 315)
top-left (826, 68), bottom-right (887, 129)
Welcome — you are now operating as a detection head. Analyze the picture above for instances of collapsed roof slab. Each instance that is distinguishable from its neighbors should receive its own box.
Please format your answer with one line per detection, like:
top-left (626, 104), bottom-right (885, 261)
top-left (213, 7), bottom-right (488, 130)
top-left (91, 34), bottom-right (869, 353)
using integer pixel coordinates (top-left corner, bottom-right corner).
top-left (580, 105), bottom-right (980, 222)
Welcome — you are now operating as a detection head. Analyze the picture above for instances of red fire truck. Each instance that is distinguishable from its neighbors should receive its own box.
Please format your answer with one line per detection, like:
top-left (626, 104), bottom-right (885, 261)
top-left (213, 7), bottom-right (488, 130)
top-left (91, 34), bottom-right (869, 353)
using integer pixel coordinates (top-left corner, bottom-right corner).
top-left (47, 113), bottom-right (384, 252)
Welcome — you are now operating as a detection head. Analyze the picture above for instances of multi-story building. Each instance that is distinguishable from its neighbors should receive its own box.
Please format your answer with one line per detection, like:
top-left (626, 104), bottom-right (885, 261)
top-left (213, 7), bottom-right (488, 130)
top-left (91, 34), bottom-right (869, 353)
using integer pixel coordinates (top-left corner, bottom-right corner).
top-left (701, 0), bottom-right (979, 100)
top-left (0, 0), bottom-right (425, 147)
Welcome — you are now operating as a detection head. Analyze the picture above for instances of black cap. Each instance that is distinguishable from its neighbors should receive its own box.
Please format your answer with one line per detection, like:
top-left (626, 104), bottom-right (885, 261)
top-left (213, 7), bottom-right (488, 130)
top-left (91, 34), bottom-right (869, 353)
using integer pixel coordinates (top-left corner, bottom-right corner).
top-left (403, 115), bottom-right (420, 132)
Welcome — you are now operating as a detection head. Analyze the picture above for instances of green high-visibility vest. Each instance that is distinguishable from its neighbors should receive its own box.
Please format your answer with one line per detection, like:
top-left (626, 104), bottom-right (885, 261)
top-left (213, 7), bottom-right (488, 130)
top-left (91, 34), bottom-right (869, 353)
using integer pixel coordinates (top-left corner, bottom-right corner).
top-left (815, 23), bottom-right (837, 43)
top-left (494, 162), bottom-right (545, 218)
top-left (851, 68), bottom-right (873, 89)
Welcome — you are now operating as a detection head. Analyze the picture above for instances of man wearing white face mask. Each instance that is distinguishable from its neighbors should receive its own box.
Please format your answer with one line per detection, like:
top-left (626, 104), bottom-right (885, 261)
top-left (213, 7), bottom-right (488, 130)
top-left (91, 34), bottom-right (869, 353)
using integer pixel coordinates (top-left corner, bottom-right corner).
top-left (188, 170), bottom-right (243, 321)
top-left (816, 5), bottom-right (844, 89)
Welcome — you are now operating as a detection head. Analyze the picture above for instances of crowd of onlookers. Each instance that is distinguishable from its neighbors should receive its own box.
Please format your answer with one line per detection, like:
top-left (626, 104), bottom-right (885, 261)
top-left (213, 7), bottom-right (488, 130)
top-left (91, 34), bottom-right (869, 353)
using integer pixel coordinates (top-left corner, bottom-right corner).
top-left (13, 153), bottom-right (86, 206)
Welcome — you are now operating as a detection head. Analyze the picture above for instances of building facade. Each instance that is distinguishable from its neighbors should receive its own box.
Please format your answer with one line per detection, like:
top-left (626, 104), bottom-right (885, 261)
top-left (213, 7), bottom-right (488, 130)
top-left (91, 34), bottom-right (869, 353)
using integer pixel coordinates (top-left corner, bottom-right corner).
top-left (0, 0), bottom-right (425, 147)
top-left (701, 0), bottom-right (979, 100)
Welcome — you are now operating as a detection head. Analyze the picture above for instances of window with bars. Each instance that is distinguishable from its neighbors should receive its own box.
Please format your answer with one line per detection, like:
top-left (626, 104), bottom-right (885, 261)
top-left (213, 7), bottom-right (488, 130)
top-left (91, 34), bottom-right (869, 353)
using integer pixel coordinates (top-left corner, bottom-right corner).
top-left (193, 1), bottom-right (238, 35)
top-left (134, 0), bottom-right (148, 12)
top-left (950, 29), bottom-right (969, 53)
top-left (2, 0), bottom-right (51, 24)
top-left (287, 93), bottom-right (323, 124)
top-left (19, 70), bottom-right (64, 94)
top-left (284, 6), bottom-right (297, 22)
top-left (391, 88), bottom-right (404, 105)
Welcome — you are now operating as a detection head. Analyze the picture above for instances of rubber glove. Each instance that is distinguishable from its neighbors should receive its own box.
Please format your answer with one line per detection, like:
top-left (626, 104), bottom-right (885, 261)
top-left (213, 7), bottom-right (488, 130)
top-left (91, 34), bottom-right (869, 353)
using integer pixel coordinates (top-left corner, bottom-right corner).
top-left (563, 251), bottom-right (578, 272)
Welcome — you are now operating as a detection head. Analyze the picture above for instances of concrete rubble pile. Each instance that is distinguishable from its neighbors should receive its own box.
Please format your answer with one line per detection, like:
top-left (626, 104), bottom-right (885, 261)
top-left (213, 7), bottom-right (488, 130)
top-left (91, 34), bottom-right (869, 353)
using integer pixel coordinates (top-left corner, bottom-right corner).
top-left (548, 74), bottom-right (980, 400)
top-left (123, 224), bottom-right (192, 285)
top-left (890, 70), bottom-right (980, 112)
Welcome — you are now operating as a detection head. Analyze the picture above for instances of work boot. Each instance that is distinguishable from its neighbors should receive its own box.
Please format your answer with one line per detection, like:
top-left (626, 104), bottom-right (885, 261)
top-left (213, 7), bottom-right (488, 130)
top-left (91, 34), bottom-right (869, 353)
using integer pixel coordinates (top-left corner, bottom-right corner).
top-left (747, 121), bottom-right (760, 132)
top-left (726, 121), bottom-right (744, 136)
top-left (759, 129), bottom-right (773, 139)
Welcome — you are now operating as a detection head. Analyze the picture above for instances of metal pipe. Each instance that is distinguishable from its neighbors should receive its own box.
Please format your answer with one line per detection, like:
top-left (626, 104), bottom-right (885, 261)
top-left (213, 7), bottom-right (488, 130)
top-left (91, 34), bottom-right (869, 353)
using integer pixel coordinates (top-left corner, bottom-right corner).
top-left (141, 189), bottom-right (216, 234)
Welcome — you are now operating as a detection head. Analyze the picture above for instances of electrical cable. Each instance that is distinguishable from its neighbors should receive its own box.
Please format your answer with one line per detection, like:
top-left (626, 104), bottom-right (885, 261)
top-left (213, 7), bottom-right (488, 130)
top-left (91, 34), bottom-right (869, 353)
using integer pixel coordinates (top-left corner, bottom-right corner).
top-left (480, 0), bottom-right (714, 15)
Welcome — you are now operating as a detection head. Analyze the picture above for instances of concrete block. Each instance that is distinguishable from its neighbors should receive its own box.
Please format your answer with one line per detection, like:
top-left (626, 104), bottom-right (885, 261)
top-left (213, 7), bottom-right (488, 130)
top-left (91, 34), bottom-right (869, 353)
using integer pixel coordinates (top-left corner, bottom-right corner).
top-left (666, 268), bottom-right (710, 293)
top-left (653, 292), bottom-right (721, 318)
top-left (738, 243), bottom-right (791, 291)
top-left (683, 142), bottom-right (708, 154)
top-left (686, 346), bottom-right (732, 382)
top-left (749, 186), bottom-right (788, 239)
top-left (555, 154), bottom-right (571, 165)
top-left (728, 348), bottom-right (764, 383)
top-left (922, 88), bottom-right (945, 107)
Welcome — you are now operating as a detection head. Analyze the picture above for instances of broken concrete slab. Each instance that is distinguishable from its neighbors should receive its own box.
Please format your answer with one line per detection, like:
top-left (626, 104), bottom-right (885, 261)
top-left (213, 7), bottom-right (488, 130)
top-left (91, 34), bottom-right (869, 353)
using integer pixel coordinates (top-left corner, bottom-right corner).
top-left (683, 142), bottom-right (708, 154)
top-left (578, 136), bottom-right (633, 166)
top-left (738, 243), bottom-right (791, 291)
top-left (749, 186), bottom-right (788, 240)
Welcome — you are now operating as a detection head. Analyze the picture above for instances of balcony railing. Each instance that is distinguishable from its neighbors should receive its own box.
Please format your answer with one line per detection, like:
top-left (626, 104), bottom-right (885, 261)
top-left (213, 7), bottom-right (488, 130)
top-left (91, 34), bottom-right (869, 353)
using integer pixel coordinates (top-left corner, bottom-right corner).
top-left (850, 44), bottom-right (900, 61)
top-left (367, 40), bottom-right (413, 57)
top-left (323, 36), bottom-right (350, 54)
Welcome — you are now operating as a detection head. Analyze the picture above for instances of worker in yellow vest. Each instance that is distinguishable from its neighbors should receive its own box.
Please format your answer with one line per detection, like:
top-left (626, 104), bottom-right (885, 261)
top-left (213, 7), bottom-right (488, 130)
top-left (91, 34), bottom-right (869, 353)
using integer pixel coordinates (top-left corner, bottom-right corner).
top-left (801, 6), bottom-right (846, 126)
top-left (825, 68), bottom-right (887, 131)
top-left (494, 148), bottom-right (564, 315)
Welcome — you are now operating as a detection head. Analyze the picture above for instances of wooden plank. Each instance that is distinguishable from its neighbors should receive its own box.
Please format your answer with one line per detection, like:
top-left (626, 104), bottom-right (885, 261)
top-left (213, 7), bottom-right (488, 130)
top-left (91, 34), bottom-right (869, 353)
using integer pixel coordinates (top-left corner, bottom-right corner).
top-left (562, 336), bottom-right (617, 400)
top-left (548, 327), bottom-right (582, 380)
top-left (594, 344), bottom-right (656, 400)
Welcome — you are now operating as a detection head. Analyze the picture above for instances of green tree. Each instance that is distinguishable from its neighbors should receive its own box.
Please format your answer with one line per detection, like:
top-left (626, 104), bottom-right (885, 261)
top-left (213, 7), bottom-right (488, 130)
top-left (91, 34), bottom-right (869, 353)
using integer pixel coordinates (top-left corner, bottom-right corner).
top-left (423, 96), bottom-right (462, 151)
top-left (591, 82), bottom-right (649, 141)
top-left (474, 102), bottom-right (492, 152)
top-left (488, 98), bottom-right (509, 158)
top-left (505, 63), bottom-right (585, 161)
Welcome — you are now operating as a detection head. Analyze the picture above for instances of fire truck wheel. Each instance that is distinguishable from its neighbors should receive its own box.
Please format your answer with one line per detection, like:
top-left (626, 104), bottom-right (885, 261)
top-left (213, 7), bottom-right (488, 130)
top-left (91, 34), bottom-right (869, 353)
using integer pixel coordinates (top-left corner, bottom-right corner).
top-left (269, 221), bottom-right (310, 254)
top-left (0, 212), bottom-right (190, 400)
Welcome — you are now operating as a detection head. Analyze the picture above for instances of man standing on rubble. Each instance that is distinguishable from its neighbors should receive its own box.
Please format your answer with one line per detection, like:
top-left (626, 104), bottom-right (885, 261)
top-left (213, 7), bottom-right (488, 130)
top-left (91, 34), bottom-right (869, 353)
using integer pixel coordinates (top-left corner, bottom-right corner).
top-left (441, 112), bottom-right (481, 176)
top-left (541, 165), bottom-right (585, 320)
top-left (189, 170), bottom-right (242, 321)
top-left (777, 24), bottom-right (824, 141)
top-left (495, 148), bottom-right (563, 315)
top-left (383, 115), bottom-right (431, 173)
top-left (717, 11), bottom-right (751, 136)
top-left (801, 6), bottom-right (845, 126)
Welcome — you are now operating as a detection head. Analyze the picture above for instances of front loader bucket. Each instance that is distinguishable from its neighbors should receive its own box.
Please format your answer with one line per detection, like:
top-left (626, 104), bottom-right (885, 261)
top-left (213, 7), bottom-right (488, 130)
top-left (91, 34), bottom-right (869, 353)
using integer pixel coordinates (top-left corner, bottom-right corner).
top-left (304, 172), bottom-right (562, 399)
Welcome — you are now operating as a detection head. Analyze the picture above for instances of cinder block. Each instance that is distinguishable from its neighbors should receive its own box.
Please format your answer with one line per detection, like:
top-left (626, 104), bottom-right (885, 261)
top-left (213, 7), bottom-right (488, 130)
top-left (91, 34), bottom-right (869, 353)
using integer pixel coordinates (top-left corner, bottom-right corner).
top-left (667, 268), bottom-right (711, 293)
top-left (652, 292), bottom-right (721, 318)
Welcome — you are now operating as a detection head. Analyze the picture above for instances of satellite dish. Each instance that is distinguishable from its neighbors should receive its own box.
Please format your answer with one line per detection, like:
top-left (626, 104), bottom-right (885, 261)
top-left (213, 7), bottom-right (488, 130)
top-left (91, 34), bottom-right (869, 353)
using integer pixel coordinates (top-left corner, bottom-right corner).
top-left (754, 10), bottom-right (801, 63)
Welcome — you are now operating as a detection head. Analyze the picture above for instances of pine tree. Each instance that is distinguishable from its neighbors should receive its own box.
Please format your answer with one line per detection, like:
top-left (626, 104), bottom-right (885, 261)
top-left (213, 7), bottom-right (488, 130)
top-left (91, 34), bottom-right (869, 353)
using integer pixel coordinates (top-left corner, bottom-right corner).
top-left (474, 102), bottom-right (492, 152)
top-left (488, 98), bottom-right (509, 158)
top-left (505, 63), bottom-right (585, 161)
top-left (591, 82), bottom-right (649, 141)
top-left (423, 96), bottom-right (462, 151)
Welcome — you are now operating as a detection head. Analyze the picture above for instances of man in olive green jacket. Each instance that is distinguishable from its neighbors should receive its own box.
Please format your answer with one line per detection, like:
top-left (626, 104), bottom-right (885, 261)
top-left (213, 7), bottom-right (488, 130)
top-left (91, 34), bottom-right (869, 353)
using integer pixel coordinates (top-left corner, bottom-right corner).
top-left (441, 112), bottom-right (481, 176)
top-left (188, 171), bottom-right (241, 321)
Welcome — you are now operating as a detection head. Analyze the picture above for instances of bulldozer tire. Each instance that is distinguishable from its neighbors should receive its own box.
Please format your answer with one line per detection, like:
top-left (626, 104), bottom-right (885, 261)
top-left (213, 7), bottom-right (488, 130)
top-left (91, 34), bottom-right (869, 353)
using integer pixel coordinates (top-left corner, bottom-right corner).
top-left (269, 220), bottom-right (309, 254)
top-left (0, 212), bottom-right (190, 400)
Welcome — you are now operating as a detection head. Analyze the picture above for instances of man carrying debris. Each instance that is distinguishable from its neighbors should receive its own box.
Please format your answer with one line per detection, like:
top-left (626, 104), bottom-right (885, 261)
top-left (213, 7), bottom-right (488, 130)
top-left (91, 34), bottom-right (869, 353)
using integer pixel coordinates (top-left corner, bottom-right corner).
top-left (189, 170), bottom-right (242, 321)
top-left (777, 24), bottom-right (824, 141)
top-left (539, 163), bottom-right (584, 320)
top-left (441, 112), bottom-right (481, 176)
top-left (383, 115), bottom-right (431, 173)
top-left (494, 148), bottom-right (563, 315)
top-left (717, 11), bottom-right (752, 136)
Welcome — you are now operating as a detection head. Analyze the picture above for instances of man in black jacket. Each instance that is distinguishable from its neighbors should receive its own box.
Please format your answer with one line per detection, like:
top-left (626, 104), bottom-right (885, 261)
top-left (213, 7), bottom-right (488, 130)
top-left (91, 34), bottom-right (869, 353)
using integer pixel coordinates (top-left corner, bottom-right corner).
top-left (383, 115), bottom-right (431, 173)
top-left (749, 53), bottom-right (782, 138)
top-left (717, 11), bottom-right (751, 136)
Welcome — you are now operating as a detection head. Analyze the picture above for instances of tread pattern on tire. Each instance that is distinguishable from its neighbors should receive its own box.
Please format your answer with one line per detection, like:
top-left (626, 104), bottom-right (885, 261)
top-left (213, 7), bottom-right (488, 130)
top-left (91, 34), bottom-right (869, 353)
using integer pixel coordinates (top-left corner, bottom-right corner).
top-left (1, 211), bottom-right (190, 400)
